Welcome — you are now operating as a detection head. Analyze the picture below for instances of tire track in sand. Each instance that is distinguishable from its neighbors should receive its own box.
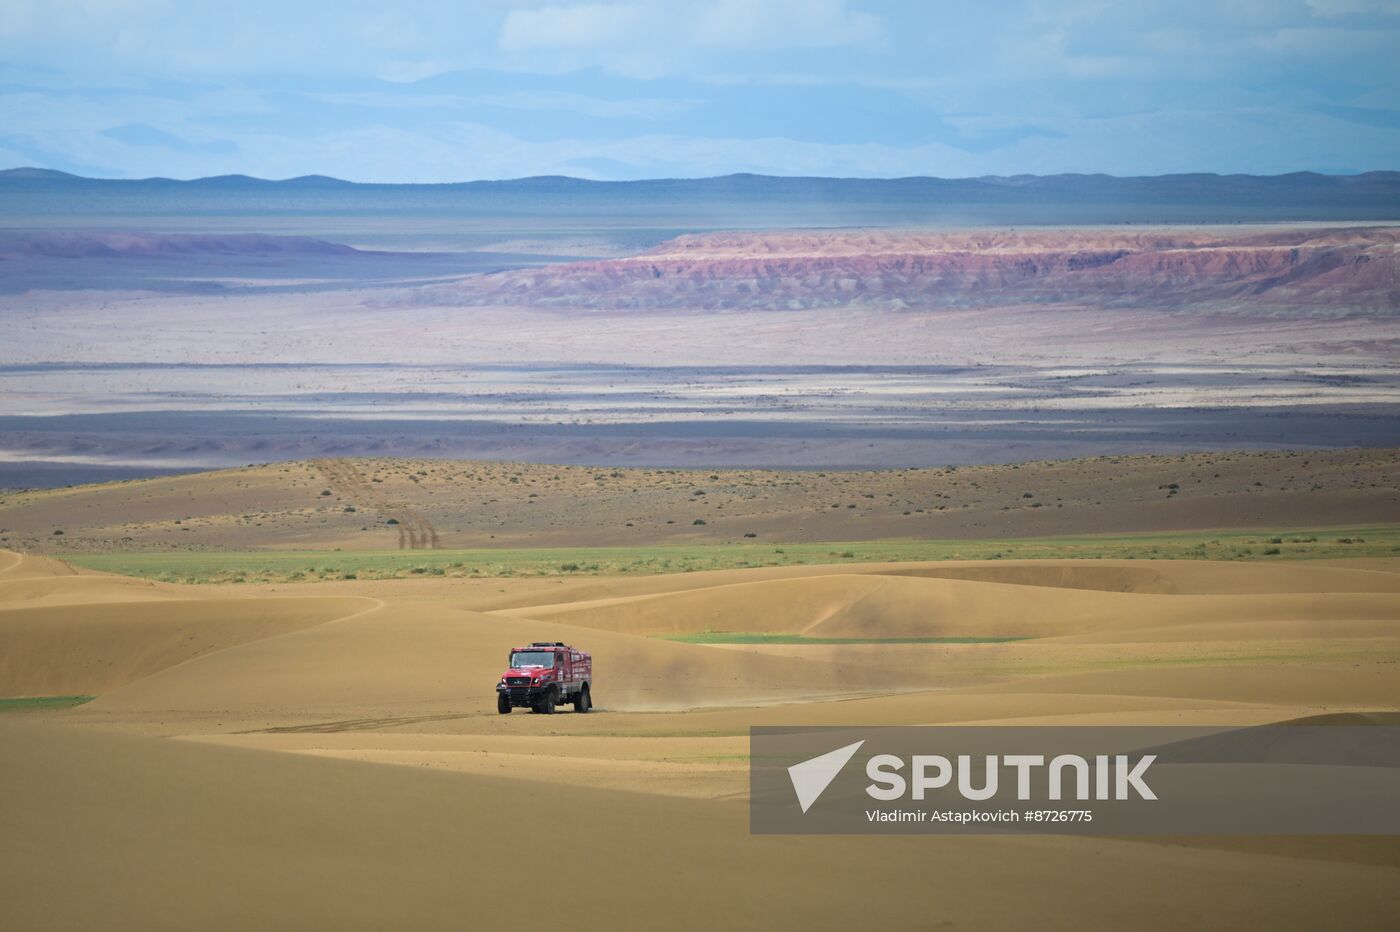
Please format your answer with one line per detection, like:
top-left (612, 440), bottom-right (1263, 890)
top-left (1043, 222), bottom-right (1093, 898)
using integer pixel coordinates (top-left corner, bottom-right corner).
top-left (313, 459), bottom-right (439, 550)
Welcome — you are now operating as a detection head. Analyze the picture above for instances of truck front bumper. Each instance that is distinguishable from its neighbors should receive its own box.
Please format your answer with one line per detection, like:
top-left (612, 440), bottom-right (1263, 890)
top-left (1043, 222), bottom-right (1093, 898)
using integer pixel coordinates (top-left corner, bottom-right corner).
top-left (497, 683), bottom-right (550, 706)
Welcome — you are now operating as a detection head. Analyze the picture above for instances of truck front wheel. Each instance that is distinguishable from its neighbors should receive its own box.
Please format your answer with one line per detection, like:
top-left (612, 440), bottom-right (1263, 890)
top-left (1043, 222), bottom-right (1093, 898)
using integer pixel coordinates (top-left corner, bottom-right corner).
top-left (533, 689), bottom-right (556, 714)
top-left (497, 693), bottom-right (511, 714)
top-left (574, 687), bottom-right (591, 713)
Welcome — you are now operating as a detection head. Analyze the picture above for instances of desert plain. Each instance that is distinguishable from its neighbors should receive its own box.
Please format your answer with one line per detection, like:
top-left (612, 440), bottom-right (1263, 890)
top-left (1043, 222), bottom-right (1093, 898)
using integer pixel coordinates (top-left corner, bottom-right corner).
top-left (3, 218), bottom-right (1399, 483)
top-left (3, 173), bottom-right (1399, 928)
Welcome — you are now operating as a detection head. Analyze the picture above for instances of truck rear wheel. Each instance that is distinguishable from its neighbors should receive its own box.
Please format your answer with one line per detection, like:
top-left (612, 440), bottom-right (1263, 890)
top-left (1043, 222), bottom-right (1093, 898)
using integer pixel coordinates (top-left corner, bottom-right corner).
top-left (497, 693), bottom-right (511, 714)
top-left (574, 687), bottom-right (591, 713)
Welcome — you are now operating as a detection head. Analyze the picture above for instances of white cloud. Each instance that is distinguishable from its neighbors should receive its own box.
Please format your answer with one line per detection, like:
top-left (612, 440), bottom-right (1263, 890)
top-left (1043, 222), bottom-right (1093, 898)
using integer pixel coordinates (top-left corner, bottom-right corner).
top-left (374, 59), bottom-right (462, 83)
top-left (351, 10), bottom-right (430, 49)
top-left (472, 91), bottom-right (697, 118)
top-left (0, 0), bottom-right (174, 38)
top-left (309, 89), bottom-right (696, 119)
top-left (0, 2), bottom-right (503, 80)
top-left (499, 3), bottom-right (646, 50)
top-left (691, 0), bottom-right (881, 48)
top-left (1306, 0), bottom-right (1400, 16)
top-left (497, 1), bottom-right (883, 62)
top-left (1004, 28), bottom-right (1146, 79)
top-left (1254, 24), bottom-right (1398, 55)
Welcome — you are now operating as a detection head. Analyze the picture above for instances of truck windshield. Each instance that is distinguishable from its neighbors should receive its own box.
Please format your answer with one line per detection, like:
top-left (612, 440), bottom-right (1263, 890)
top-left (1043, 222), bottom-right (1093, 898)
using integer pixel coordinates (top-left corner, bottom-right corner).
top-left (510, 651), bottom-right (557, 668)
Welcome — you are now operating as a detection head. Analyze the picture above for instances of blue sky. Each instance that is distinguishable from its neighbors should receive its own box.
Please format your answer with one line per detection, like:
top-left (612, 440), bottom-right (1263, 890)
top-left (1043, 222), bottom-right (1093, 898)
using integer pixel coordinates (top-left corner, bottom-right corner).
top-left (2, 0), bottom-right (1398, 181)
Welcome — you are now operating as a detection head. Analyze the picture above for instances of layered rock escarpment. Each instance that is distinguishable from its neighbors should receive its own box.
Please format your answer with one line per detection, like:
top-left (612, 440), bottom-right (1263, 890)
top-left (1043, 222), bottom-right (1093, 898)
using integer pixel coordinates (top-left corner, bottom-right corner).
top-left (427, 228), bottom-right (1400, 311)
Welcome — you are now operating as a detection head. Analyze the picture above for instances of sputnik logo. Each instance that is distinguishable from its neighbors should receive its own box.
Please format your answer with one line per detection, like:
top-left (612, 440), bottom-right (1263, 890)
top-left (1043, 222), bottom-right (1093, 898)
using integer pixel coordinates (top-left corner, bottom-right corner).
top-left (787, 738), bottom-right (1158, 813)
top-left (787, 740), bottom-right (865, 813)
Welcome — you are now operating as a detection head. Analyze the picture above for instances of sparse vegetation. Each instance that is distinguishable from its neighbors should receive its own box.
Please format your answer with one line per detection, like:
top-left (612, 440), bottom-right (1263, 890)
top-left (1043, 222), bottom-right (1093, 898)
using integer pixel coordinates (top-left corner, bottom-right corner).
top-left (59, 524), bottom-right (1400, 584)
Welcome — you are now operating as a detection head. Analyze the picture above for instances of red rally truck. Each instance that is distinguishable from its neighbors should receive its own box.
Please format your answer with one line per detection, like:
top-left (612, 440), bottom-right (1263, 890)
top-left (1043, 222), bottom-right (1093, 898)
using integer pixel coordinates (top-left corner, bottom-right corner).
top-left (496, 641), bottom-right (592, 714)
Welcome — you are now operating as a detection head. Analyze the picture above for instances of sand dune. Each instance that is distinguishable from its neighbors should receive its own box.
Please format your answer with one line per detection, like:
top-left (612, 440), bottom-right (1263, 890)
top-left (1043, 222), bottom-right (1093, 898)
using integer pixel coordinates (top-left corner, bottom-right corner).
top-left (0, 573), bottom-right (174, 607)
top-left (0, 551), bottom-right (373, 696)
top-left (496, 568), bottom-right (1400, 642)
top-left (3, 550), bottom-right (1394, 718)
top-left (0, 553), bottom-right (194, 608)
top-left (0, 596), bottom-right (375, 697)
top-left (459, 557), bottom-right (1400, 617)
top-left (183, 731), bottom-right (753, 799)
top-left (3, 548), bottom-right (1398, 928)
top-left (881, 559), bottom-right (1400, 595)
top-left (964, 661), bottom-right (1400, 710)
top-left (80, 601), bottom-right (917, 718)
top-left (8, 722), bottom-right (1399, 932)
top-left (0, 550), bottom-right (81, 579)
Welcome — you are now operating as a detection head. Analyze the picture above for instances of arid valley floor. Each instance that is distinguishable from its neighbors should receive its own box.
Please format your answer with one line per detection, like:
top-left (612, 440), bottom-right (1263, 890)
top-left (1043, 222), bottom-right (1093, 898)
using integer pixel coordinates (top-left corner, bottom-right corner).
top-left (3, 223), bottom-right (1398, 482)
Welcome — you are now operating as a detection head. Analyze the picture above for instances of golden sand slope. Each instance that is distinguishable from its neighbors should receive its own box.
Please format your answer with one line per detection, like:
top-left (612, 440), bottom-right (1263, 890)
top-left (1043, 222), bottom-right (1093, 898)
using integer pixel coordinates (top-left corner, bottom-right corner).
top-left (6, 721), bottom-right (1400, 932)
top-left (0, 597), bottom-right (376, 697)
top-left (61, 557), bottom-right (1399, 721)
top-left (0, 548), bottom-right (376, 696)
top-left (78, 603), bottom-right (902, 717)
top-left (3, 550), bottom-right (1399, 929)
top-left (453, 557), bottom-right (1400, 623)
top-left (0, 550), bottom-right (80, 579)
top-left (0, 551), bottom-right (1388, 722)
top-left (493, 568), bottom-right (1400, 640)
top-left (884, 559), bottom-right (1400, 594)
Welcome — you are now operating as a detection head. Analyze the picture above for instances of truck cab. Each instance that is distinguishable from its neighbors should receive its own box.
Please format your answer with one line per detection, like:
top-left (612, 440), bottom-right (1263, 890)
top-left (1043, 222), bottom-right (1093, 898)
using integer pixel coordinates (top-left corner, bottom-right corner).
top-left (496, 641), bottom-right (592, 714)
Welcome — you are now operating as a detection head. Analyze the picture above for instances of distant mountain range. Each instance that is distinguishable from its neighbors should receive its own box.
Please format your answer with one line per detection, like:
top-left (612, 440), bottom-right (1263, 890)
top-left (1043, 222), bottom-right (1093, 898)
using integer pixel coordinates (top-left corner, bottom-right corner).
top-left (0, 231), bottom-right (360, 259)
top-left (4, 167), bottom-right (1399, 226)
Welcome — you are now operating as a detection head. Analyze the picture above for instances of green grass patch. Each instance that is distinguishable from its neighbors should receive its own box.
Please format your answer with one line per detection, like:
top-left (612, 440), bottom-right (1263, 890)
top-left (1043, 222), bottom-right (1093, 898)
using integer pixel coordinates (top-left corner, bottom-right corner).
top-left (659, 631), bottom-right (1027, 645)
top-left (0, 695), bottom-right (94, 712)
top-left (59, 523), bottom-right (1400, 584)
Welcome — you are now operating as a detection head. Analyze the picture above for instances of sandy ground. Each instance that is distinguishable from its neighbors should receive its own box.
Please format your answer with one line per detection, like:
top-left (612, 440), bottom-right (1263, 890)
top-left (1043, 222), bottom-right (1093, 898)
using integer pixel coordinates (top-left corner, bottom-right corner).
top-left (3, 447), bottom-right (1397, 551)
top-left (2, 546), bottom-right (1399, 929)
